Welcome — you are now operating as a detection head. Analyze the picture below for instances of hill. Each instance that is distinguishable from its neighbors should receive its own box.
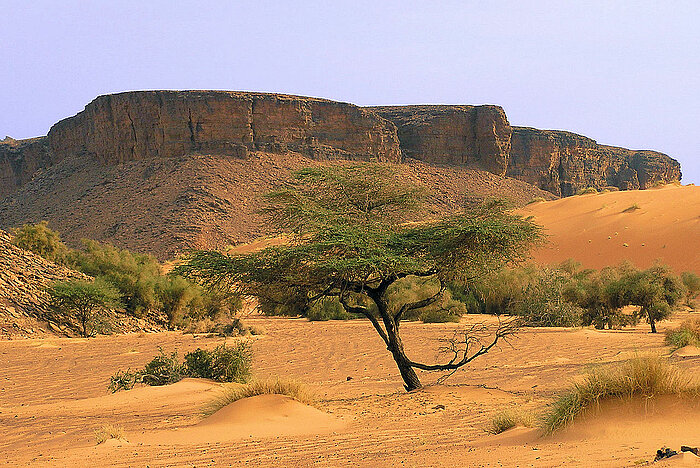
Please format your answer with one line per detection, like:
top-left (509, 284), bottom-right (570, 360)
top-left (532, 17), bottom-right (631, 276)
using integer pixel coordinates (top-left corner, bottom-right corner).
top-left (0, 151), bottom-right (553, 260)
top-left (521, 184), bottom-right (700, 273)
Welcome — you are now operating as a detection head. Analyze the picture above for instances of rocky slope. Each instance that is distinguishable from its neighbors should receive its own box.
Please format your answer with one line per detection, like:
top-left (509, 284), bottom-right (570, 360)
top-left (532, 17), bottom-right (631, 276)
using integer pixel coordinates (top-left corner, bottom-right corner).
top-left (0, 152), bottom-right (554, 260)
top-left (0, 230), bottom-right (165, 338)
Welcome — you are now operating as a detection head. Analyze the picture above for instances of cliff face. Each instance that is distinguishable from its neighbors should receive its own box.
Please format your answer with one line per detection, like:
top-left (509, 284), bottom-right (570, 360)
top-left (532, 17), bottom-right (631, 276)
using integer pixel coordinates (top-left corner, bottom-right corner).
top-left (508, 127), bottom-right (682, 196)
top-left (0, 91), bottom-right (683, 200)
top-left (47, 91), bottom-right (401, 165)
top-left (0, 137), bottom-right (53, 199)
top-left (370, 105), bottom-right (511, 176)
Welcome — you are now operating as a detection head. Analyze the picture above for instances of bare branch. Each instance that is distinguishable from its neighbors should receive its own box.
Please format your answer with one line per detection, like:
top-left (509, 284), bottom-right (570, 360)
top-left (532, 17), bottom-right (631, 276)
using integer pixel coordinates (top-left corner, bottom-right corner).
top-left (339, 294), bottom-right (389, 347)
top-left (407, 318), bottom-right (520, 371)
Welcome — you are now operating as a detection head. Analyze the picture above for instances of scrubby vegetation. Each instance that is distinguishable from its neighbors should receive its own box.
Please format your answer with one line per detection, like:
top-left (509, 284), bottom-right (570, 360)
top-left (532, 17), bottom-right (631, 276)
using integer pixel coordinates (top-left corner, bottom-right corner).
top-left (665, 317), bottom-right (700, 350)
top-left (576, 187), bottom-right (598, 195)
top-left (680, 271), bottom-right (700, 306)
top-left (94, 424), bottom-right (125, 445)
top-left (108, 342), bottom-right (252, 392)
top-left (48, 279), bottom-right (122, 337)
top-left (203, 379), bottom-right (315, 416)
top-left (486, 409), bottom-right (535, 434)
top-left (526, 196), bottom-right (546, 205)
top-left (13, 221), bottom-right (243, 332)
top-left (540, 356), bottom-right (700, 434)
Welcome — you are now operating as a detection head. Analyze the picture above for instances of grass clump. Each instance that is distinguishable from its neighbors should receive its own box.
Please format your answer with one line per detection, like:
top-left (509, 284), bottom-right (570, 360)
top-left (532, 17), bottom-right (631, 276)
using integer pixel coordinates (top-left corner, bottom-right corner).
top-left (665, 317), bottom-right (700, 350)
top-left (94, 424), bottom-right (125, 444)
top-left (486, 409), bottom-right (535, 434)
top-left (540, 356), bottom-right (700, 434)
top-left (203, 379), bottom-right (315, 416)
top-left (623, 203), bottom-right (641, 213)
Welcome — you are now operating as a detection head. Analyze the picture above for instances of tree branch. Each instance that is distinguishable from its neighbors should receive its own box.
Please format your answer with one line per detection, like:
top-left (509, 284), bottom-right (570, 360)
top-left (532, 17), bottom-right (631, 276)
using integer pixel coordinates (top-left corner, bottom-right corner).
top-left (394, 279), bottom-right (446, 321)
top-left (407, 319), bottom-right (519, 371)
top-left (339, 294), bottom-right (389, 347)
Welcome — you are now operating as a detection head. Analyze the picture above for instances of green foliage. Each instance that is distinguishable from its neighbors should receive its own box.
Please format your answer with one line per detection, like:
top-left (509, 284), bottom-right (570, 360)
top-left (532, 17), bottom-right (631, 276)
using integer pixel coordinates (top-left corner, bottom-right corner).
top-left (12, 221), bottom-right (70, 264)
top-left (540, 356), bottom-right (700, 434)
top-left (626, 265), bottom-right (685, 333)
top-left (141, 348), bottom-right (185, 386)
top-left (306, 297), bottom-right (358, 321)
top-left (110, 343), bottom-right (252, 392)
top-left (176, 164), bottom-right (541, 391)
top-left (48, 278), bottom-right (122, 337)
top-left (680, 272), bottom-right (700, 306)
top-left (514, 269), bottom-right (583, 327)
top-left (664, 317), bottom-right (700, 350)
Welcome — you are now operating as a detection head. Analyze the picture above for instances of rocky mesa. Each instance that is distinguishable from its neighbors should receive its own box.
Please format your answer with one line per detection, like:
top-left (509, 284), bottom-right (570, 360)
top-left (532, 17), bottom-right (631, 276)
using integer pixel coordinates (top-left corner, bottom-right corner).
top-left (1, 90), bottom-right (682, 200)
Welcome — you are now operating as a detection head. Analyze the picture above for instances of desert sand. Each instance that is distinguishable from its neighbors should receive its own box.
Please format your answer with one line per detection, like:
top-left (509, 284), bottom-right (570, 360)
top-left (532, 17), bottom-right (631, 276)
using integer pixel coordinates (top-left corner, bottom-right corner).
top-left (521, 185), bottom-right (700, 273)
top-left (1, 311), bottom-right (699, 467)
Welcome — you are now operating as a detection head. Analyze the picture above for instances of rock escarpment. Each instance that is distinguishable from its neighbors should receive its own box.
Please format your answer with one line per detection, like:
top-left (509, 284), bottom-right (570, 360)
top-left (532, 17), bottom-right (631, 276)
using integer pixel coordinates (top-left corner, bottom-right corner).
top-left (0, 90), bottom-right (682, 200)
top-left (48, 91), bottom-right (401, 165)
top-left (508, 127), bottom-right (682, 196)
top-left (369, 105), bottom-right (511, 176)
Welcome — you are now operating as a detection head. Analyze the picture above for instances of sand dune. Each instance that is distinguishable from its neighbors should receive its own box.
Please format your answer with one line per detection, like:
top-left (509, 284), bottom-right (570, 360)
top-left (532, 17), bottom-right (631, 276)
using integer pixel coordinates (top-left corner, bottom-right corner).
top-left (521, 185), bottom-right (700, 273)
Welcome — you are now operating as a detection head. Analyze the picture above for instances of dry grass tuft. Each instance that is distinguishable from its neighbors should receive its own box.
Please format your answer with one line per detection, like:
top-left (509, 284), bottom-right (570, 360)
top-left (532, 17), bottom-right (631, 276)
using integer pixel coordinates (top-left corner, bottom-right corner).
top-left (623, 203), bottom-right (641, 213)
top-left (203, 378), bottom-right (316, 416)
top-left (94, 424), bottom-right (125, 444)
top-left (486, 409), bottom-right (535, 434)
top-left (665, 317), bottom-right (700, 350)
top-left (541, 356), bottom-right (700, 434)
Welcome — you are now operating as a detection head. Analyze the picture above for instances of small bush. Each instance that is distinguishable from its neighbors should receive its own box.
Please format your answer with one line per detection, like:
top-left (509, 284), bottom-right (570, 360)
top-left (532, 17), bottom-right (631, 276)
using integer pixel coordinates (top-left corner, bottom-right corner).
top-left (12, 221), bottom-right (70, 264)
top-left (623, 204), bottom-right (641, 213)
top-left (681, 272), bottom-right (700, 306)
top-left (95, 424), bottom-right (125, 445)
top-left (486, 410), bottom-right (535, 434)
top-left (141, 348), bottom-right (185, 386)
top-left (203, 342), bottom-right (252, 383)
top-left (203, 379), bottom-right (314, 416)
top-left (108, 369), bottom-right (139, 393)
top-left (665, 317), bottom-right (700, 350)
top-left (576, 187), bottom-right (598, 195)
top-left (540, 356), bottom-right (700, 434)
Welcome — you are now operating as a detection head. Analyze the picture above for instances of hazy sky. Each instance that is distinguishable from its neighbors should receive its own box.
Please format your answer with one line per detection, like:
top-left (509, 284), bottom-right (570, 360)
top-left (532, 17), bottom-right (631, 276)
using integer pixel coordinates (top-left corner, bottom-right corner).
top-left (2, 1), bottom-right (698, 183)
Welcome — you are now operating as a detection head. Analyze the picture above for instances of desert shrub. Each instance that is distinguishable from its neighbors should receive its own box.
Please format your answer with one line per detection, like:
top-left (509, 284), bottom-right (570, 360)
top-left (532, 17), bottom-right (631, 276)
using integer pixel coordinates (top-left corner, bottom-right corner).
top-left (513, 269), bottom-right (583, 327)
top-left (526, 197), bottom-right (546, 205)
top-left (665, 317), bottom-right (700, 350)
top-left (540, 356), bottom-right (700, 434)
top-left (486, 410), bottom-right (535, 434)
top-left (622, 203), bottom-right (641, 213)
top-left (94, 424), bottom-right (125, 444)
top-left (202, 342), bottom-right (252, 383)
top-left (108, 369), bottom-right (140, 393)
top-left (183, 348), bottom-right (214, 378)
top-left (48, 278), bottom-right (122, 337)
top-left (141, 348), bottom-right (185, 386)
top-left (306, 297), bottom-right (357, 321)
top-left (576, 187), bottom-right (598, 195)
top-left (258, 288), bottom-right (309, 317)
top-left (203, 378), bottom-right (315, 416)
top-left (12, 221), bottom-right (71, 264)
top-left (680, 272), bottom-right (700, 306)
top-left (626, 265), bottom-right (685, 333)
top-left (386, 276), bottom-right (465, 323)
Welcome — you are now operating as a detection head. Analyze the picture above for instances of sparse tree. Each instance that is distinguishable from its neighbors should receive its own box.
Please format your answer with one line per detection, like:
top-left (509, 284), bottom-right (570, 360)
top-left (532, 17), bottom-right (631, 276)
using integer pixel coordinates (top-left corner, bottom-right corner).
top-left (627, 265), bottom-right (684, 333)
top-left (680, 271), bottom-right (700, 306)
top-left (48, 279), bottom-right (122, 337)
top-left (177, 165), bottom-right (541, 391)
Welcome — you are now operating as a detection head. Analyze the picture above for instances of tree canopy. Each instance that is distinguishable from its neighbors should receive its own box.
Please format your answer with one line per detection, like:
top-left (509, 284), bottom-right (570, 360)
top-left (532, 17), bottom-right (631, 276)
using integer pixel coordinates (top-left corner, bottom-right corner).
top-left (177, 164), bottom-right (543, 390)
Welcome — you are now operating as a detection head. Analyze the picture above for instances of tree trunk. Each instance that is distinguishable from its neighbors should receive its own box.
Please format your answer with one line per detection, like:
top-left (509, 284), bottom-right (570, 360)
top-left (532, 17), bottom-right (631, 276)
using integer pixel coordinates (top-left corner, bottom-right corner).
top-left (375, 298), bottom-right (422, 391)
top-left (650, 320), bottom-right (657, 333)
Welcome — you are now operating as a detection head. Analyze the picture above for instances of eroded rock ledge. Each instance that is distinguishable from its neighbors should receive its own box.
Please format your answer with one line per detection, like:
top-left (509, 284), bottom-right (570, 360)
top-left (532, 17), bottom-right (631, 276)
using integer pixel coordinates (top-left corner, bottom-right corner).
top-left (1, 91), bottom-right (681, 198)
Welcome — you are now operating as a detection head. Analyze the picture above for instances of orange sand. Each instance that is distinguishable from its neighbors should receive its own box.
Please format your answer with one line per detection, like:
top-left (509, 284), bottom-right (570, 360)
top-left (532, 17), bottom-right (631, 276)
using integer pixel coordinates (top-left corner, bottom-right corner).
top-left (520, 185), bottom-right (700, 273)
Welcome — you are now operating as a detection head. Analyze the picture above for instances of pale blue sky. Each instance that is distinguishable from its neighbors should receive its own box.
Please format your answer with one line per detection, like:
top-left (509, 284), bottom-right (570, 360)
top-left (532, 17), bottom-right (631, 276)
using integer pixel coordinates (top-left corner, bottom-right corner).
top-left (2, 1), bottom-right (698, 183)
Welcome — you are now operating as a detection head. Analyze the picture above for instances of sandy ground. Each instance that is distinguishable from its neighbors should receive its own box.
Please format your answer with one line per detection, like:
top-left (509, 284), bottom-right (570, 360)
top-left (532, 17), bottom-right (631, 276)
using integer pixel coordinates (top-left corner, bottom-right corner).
top-left (521, 185), bottom-right (700, 273)
top-left (1, 313), bottom-right (699, 467)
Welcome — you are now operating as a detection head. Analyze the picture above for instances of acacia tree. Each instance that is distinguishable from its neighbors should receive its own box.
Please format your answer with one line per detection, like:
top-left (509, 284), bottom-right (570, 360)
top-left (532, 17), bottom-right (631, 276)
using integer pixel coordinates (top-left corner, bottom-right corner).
top-left (627, 265), bottom-right (684, 333)
top-left (48, 279), bottom-right (122, 337)
top-left (177, 165), bottom-right (542, 391)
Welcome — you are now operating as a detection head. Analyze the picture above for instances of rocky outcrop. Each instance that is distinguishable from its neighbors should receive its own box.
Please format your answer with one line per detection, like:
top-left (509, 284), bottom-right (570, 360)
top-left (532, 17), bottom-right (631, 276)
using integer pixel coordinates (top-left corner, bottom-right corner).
top-left (0, 137), bottom-right (53, 198)
top-left (370, 105), bottom-right (511, 176)
top-left (47, 91), bottom-right (401, 165)
top-left (508, 127), bottom-right (682, 196)
top-left (0, 91), bottom-right (682, 200)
